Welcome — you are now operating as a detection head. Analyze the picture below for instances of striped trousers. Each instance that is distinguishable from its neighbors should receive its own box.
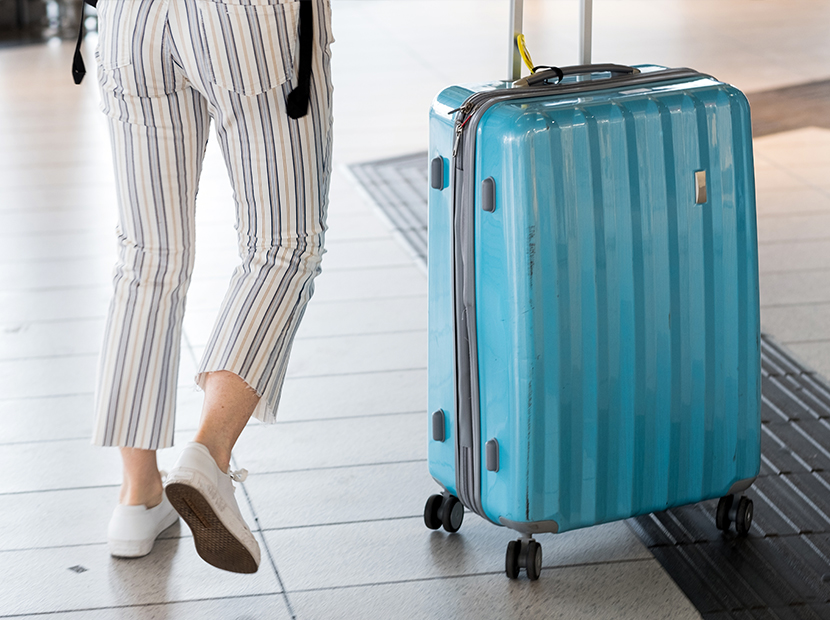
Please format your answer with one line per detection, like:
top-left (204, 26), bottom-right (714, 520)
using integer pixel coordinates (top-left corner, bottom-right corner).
top-left (91, 0), bottom-right (334, 449)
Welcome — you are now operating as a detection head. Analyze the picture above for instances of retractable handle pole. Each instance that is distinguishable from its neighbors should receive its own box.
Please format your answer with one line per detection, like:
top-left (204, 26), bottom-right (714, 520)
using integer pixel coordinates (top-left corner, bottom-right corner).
top-left (509, 0), bottom-right (524, 81)
top-left (508, 0), bottom-right (593, 80)
top-left (579, 0), bottom-right (593, 64)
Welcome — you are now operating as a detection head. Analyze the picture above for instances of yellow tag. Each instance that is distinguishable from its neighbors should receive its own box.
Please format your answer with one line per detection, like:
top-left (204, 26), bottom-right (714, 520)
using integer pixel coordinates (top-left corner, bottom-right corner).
top-left (516, 34), bottom-right (536, 74)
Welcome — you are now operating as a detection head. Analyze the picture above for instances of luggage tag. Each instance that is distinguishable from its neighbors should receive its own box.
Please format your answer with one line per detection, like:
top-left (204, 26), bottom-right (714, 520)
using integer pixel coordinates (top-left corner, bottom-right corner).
top-left (511, 36), bottom-right (565, 88)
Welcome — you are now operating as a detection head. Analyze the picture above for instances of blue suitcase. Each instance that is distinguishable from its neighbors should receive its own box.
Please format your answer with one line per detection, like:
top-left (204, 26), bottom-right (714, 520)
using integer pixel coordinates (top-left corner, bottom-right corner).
top-left (424, 58), bottom-right (761, 580)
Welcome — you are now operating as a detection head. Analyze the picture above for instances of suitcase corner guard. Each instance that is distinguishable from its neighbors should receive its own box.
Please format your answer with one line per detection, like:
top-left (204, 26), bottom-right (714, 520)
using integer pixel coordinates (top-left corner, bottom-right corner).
top-left (498, 517), bottom-right (560, 535)
top-left (728, 476), bottom-right (757, 496)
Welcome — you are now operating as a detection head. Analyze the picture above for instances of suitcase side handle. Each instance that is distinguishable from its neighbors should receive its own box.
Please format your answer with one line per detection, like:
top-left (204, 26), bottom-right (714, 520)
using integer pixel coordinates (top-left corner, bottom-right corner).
top-left (521, 63), bottom-right (640, 87)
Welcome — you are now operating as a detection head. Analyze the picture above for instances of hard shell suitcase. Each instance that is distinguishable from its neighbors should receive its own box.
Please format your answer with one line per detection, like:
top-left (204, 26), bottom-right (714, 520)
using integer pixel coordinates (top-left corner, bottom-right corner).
top-left (424, 0), bottom-right (761, 581)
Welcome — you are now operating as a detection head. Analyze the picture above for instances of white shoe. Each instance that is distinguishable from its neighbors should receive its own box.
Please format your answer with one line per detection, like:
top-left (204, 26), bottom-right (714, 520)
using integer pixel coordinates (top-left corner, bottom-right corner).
top-left (164, 442), bottom-right (260, 574)
top-left (108, 482), bottom-right (179, 558)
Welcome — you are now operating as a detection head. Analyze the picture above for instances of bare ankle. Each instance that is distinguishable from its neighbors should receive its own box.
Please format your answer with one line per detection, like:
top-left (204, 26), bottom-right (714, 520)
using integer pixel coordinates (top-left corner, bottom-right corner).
top-left (119, 479), bottom-right (163, 508)
top-left (119, 447), bottom-right (164, 506)
top-left (193, 439), bottom-right (231, 473)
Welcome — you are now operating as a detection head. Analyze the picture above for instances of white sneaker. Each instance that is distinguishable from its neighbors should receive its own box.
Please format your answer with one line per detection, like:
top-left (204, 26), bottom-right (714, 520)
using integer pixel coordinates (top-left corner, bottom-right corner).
top-left (108, 482), bottom-right (179, 558)
top-left (164, 442), bottom-right (261, 574)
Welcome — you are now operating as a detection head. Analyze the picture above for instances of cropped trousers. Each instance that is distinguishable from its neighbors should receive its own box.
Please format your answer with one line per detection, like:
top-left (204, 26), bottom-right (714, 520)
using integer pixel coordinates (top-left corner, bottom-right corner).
top-left (91, 0), bottom-right (334, 449)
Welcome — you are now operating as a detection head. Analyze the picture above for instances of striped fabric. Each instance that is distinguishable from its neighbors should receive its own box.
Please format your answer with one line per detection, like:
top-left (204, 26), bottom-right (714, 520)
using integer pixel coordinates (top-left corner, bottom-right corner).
top-left (92, 0), bottom-right (334, 449)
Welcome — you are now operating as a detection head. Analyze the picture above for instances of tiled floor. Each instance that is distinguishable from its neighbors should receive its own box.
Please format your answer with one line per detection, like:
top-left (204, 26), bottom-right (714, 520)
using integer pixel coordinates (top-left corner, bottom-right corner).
top-left (1, 1), bottom-right (829, 618)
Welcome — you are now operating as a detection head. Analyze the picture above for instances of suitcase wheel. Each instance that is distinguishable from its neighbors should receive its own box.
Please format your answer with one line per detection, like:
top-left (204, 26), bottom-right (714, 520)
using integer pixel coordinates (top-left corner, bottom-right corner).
top-left (505, 540), bottom-right (520, 579)
top-left (505, 538), bottom-right (542, 581)
top-left (424, 494), bottom-right (443, 530)
top-left (735, 497), bottom-right (754, 536)
top-left (441, 495), bottom-right (464, 533)
top-left (423, 493), bottom-right (464, 533)
top-left (715, 495), bottom-right (733, 531)
top-left (716, 494), bottom-right (753, 536)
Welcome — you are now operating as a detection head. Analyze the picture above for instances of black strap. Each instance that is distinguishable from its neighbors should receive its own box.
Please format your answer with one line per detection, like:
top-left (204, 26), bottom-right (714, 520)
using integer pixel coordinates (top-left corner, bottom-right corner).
top-left (71, 10), bottom-right (87, 84)
top-left (72, 0), bottom-right (97, 85)
top-left (531, 65), bottom-right (564, 84)
top-left (285, 0), bottom-right (313, 119)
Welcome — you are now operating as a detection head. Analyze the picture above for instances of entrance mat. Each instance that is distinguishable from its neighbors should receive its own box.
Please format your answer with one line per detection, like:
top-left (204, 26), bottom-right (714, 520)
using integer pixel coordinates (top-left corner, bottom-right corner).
top-left (349, 152), bottom-right (429, 268)
top-left (351, 151), bottom-right (830, 619)
top-left (630, 336), bottom-right (830, 620)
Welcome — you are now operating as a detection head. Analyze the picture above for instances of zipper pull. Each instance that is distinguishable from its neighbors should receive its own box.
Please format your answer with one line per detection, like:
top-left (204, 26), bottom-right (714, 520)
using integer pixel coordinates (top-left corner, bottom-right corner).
top-left (452, 112), bottom-right (476, 158)
top-left (452, 123), bottom-right (464, 158)
top-left (449, 99), bottom-right (476, 116)
top-left (451, 101), bottom-right (477, 158)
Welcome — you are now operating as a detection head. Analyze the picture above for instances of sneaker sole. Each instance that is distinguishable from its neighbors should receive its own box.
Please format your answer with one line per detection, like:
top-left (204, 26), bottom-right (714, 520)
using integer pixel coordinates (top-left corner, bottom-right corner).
top-left (165, 482), bottom-right (259, 574)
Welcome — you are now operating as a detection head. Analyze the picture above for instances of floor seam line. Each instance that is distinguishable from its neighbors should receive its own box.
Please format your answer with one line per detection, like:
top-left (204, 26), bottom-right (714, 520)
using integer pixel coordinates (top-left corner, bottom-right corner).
top-left (234, 453), bottom-right (297, 620)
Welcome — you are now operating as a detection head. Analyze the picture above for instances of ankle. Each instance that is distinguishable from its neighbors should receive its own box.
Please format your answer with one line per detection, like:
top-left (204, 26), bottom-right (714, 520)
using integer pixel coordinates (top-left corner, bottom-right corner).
top-left (119, 447), bottom-right (163, 507)
top-left (207, 446), bottom-right (231, 474)
top-left (119, 476), bottom-right (164, 508)
top-left (192, 438), bottom-right (231, 473)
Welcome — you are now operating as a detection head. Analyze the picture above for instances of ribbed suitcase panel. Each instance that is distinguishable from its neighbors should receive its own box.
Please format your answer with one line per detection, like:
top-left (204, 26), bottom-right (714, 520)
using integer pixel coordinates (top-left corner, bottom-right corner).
top-left (474, 82), bottom-right (760, 531)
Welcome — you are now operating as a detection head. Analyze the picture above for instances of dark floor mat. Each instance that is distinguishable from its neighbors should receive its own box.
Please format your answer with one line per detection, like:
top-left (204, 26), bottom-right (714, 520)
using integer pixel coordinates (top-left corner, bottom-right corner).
top-left (630, 335), bottom-right (830, 620)
top-left (349, 152), bottom-right (428, 268)
top-left (747, 79), bottom-right (830, 138)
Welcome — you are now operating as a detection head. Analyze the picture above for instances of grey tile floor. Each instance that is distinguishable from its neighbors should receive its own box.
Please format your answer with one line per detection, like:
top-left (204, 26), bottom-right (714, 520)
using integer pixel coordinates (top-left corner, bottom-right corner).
top-left (1, 1), bottom-right (830, 618)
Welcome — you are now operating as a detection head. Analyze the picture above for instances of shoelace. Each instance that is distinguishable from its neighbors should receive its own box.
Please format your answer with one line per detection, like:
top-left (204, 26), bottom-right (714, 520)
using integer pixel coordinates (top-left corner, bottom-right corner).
top-left (229, 469), bottom-right (248, 483)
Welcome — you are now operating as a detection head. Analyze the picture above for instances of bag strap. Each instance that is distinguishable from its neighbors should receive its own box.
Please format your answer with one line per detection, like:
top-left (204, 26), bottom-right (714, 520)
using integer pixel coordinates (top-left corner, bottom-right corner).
top-left (285, 0), bottom-right (313, 119)
top-left (72, 0), bottom-right (97, 85)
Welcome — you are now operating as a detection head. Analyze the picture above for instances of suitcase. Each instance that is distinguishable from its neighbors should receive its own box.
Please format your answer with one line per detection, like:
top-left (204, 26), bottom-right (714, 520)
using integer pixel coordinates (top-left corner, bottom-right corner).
top-left (424, 0), bottom-right (761, 580)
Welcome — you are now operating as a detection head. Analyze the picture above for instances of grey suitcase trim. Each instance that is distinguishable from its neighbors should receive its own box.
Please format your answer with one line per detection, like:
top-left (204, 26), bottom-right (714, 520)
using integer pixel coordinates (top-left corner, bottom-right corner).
top-left (499, 517), bottom-right (560, 535)
top-left (729, 477), bottom-right (757, 495)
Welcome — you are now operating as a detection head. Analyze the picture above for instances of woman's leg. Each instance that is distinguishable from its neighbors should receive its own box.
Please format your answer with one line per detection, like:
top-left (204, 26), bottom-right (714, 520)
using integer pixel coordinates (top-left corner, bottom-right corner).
top-left (194, 371), bottom-right (261, 473)
top-left (181, 0), bottom-right (335, 424)
top-left (116, 369), bottom-right (262, 509)
top-left (119, 448), bottom-right (163, 507)
top-left (160, 0), bottom-right (334, 573)
top-left (93, 0), bottom-right (210, 533)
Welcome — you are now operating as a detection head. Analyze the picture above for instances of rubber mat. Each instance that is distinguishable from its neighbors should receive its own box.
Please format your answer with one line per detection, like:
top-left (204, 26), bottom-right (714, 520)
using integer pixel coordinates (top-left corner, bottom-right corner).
top-left (629, 336), bottom-right (830, 620)
top-left (747, 79), bottom-right (830, 138)
top-left (349, 152), bottom-right (429, 268)
top-left (351, 152), bottom-right (830, 620)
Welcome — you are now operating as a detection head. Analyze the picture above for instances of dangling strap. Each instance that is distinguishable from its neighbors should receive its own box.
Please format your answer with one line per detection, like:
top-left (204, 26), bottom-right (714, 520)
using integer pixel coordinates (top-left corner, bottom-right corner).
top-left (285, 0), bottom-right (313, 119)
top-left (71, 10), bottom-right (87, 84)
top-left (72, 0), bottom-right (98, 85)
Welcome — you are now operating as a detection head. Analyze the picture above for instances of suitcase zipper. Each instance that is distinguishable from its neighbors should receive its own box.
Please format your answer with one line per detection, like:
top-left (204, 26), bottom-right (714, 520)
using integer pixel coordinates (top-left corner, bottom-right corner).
top-left (450, 67), bottom-right (706, 162)
top-left (452, 99), bottom-right (479, 158)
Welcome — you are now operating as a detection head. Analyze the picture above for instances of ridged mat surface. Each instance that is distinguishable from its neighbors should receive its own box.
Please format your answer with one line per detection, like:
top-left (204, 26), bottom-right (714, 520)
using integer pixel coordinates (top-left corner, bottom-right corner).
top-left (350, 152), bottom-right (429, 267)
top-left (350, 153), bottom-right (830, 620)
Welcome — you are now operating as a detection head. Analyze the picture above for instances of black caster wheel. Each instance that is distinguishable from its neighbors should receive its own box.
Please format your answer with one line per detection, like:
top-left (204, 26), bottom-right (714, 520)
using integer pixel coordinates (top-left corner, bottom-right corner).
top-left (716, 495), bottom-right (733, 531)
top-left (441, 495), bottom-right (464, 533)
top-left (505, 540), bottom-right (520, 579)
top-left (505, 538), bottom-right (543, 580)
top-left (424, 494), bottom-right (443, 530)
top-left (526, 540), bottom-right (542, 581)
top-left (735, 497), bottom-right (754, 536)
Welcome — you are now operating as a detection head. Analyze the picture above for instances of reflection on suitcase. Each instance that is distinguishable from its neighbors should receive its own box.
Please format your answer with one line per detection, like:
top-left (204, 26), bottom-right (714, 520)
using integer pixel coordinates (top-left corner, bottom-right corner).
top-left (424, 59), bottom-right (761, 580)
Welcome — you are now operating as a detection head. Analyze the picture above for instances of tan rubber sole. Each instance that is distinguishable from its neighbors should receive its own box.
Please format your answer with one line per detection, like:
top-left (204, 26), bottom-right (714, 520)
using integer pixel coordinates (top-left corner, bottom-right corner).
top-left (165, 482), bottom-right (258, 574)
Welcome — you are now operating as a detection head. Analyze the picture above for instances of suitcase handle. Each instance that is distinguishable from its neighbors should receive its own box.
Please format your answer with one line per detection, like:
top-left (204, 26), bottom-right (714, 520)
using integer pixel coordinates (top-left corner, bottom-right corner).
top-left (523, 63), bottom-right (640, 87)
top-left (509, 0), bottom-right (594, 79)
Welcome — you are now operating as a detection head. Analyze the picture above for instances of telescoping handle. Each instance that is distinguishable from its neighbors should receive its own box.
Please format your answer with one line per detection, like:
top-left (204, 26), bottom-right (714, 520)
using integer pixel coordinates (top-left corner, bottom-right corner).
top-left (509, 0), bottom-right (593, 81)
top-left (579, 0), bottom-right (593, 66)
